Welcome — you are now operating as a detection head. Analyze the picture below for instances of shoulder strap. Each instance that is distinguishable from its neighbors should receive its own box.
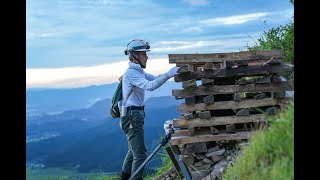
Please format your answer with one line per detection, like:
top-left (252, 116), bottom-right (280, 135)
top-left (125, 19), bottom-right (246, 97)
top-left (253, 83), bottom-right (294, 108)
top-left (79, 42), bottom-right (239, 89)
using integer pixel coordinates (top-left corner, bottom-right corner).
top-left (125, 87), bottom-right (134, 102)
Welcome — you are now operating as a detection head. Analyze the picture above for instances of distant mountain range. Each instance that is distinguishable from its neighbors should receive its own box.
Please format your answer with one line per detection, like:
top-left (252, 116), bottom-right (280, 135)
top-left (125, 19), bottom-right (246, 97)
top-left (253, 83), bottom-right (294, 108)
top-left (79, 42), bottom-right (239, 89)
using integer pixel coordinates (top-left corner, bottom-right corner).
top-left (27, 81), bottom-right (182, 119)
top-left (26, 90), bottom-right (183, 173)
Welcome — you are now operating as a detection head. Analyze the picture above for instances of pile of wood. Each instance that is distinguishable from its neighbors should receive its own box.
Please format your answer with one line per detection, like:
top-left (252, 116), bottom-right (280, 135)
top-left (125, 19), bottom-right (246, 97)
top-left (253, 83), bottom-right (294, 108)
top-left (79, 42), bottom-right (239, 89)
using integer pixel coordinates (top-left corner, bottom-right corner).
top-left (165, 50), bottom-right (294, 180)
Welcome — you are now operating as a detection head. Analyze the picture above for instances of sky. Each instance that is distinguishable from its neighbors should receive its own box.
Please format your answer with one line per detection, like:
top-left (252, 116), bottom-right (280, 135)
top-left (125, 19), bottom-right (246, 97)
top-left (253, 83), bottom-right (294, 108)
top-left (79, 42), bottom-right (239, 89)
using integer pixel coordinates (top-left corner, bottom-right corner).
top-left (26, 0), bottom-right (294, 89)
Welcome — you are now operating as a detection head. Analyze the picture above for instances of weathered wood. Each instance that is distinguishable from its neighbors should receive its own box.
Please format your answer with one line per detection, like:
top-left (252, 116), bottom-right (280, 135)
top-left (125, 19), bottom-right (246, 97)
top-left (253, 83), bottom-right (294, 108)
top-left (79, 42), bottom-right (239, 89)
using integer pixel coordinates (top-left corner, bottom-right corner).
top-left (182, 79), bottom-right (197, 88)
top-left (203, 95), bottom-right (214, 104)
top-left (226, 124), bottom-right (236, 133)
top-left (204, 62), bottom-right (214, 71)
top-left (201, 78), bottom-right (214, 85)
top-left (265, 107), bottom-right (278, 115)
top-left (163, 147), bottom-right (184, 180)
top-left (154, 166), bottom-right (179, 180)
top-left (264, 57), bottom-right (283, 65)
top-left (183, 112), bottom-right (194, 120)
top-left (185, 97), bottom-right (196, 104)
top-left (256, 76), bottom-right (271, 84)
top-left (210, 126), bottom-right (219, 135)
top-left (170, 131), bottom-right (252, 145)
top-left (233, 93), bottom-right (242, 101)
top-left (226, 61), bottom-right (235, 68)
top-left (199, 111), bottom-right (211, 119)
top-left (254, 93), bottom-right (267, 100)
top-left (173, 80), bottom-right (294, 99)
top-left (236, 108), bottom-right (250, 116)
top-left (236, 78), bottom-right (255, 85)
top-left (271, 74), bottom-right (283, 83)
top-left (188, 127), bottom-right (195, 135)
top-left (169, 50), bottom-right (284, 63)
top-left (177, 97), bottom-right (292, 112)
top-left (174, 63), bottom-right (293, 82)
top-left (237, 61), bottom-right (249, 67)
top-left (173, 114), bottom-right (267, 128)
top-left (177, 65), bottom-right (191, 73)
top-left (272, 91), bottom-right (285, 99)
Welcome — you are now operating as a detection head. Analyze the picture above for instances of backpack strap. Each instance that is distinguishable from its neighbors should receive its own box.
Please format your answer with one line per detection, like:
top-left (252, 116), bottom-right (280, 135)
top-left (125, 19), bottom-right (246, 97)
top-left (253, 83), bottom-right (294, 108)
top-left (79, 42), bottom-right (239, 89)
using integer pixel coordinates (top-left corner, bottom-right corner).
top-left (125, 86), bottom-right (134, 102)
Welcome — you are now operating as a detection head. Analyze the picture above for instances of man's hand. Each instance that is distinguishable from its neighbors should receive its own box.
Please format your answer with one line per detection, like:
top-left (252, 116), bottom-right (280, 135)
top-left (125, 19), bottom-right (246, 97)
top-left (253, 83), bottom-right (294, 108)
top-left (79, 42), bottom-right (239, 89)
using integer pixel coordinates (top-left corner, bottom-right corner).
top-left (165, 67), bottom-right (180, 78)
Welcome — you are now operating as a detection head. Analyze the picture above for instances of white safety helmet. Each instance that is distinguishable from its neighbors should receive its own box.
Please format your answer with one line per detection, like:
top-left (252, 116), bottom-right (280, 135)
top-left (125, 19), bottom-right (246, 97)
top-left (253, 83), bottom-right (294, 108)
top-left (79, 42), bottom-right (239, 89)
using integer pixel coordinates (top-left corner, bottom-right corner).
top-left (124, 39), bottom-right (151, 55)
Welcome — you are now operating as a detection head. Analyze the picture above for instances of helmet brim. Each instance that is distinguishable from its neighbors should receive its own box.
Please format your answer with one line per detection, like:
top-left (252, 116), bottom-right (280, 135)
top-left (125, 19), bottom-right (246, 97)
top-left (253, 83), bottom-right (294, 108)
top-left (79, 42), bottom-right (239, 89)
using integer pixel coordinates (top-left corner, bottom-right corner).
top-left (134, 49), bottom-right (151, 52)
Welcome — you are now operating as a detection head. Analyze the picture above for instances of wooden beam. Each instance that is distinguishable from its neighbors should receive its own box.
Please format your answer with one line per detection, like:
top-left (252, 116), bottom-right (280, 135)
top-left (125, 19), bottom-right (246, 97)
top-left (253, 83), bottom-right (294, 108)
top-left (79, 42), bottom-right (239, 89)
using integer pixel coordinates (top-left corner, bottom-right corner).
top-left (170, 131), bottom-right (252, 145)
top-left (173, 114), bottom-right (267, 128)
top-left (168, 50), bottom-right (284, 64)
top-left (176, 97), bottom-right (292, 112)
top-left (173, 80), bottom-right (294, 99)
top-left (174, 63), bottom-right (293, 82)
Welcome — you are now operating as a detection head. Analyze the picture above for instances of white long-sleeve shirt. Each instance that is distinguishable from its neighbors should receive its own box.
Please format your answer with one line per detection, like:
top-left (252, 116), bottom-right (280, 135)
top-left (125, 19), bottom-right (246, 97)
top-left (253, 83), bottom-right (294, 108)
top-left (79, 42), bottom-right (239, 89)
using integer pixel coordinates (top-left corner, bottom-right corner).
top-left (122, 62), bottom-right (171, 107)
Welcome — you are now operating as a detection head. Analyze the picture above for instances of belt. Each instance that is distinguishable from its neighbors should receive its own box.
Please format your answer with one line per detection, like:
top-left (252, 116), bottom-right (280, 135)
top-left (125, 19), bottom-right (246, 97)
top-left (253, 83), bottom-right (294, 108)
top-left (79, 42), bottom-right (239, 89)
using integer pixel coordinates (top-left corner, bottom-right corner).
top-left (126, 106), bottom-right (144, 111)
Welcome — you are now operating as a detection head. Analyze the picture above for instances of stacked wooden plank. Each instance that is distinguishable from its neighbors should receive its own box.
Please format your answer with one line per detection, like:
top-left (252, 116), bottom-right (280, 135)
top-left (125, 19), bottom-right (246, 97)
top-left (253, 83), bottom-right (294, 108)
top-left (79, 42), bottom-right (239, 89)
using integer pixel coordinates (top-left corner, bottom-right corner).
top-left (168, 50), bottom-right (294, 146)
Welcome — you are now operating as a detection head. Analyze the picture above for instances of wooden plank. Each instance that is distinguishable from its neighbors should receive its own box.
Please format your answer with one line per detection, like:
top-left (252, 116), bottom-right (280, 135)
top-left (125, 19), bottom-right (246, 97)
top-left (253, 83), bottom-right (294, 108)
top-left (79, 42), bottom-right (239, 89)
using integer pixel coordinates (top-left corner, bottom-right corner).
top-left (163, 147), bottom-right (184, 180)
top-left (177, 97), bottom-right (291, 112)
top-left (169, 50), bottom-right (284, 63)
top-left (154, 167), bottom-right (178, 180)
top-left (173, 80), bottom-right (294, 99)
top-left (174, 63), bottom-right (293, 82)
top-left (170, 131), bottom-right (252, 145)
top-left (173, 114), bottom-right (267, 128)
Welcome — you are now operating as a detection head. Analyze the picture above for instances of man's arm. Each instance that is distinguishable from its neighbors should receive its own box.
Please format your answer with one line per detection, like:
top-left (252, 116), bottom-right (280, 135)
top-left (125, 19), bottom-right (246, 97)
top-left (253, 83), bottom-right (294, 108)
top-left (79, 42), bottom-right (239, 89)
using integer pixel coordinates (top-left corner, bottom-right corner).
top-left (144, 72), bottom-right (163, 81)
top-left (129, 67), bottom-right (179, 91)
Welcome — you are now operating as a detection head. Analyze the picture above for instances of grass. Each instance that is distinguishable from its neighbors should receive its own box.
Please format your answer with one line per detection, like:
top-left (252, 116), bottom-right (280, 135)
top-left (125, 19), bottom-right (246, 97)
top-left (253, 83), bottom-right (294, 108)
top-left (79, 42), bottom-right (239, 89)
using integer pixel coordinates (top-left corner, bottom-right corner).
top-left (144, 145), bottom-right (174, 180)
top-left (223, 101), bottom-right (294, 180)
top-left (26, 167), bottom-right (120, 180)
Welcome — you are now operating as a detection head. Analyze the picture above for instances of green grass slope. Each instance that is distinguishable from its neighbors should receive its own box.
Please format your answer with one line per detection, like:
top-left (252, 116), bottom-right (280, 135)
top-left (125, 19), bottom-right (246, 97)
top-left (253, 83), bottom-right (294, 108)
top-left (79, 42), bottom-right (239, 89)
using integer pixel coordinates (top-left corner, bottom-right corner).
top-left (223, 101), bottom-right (294, 180)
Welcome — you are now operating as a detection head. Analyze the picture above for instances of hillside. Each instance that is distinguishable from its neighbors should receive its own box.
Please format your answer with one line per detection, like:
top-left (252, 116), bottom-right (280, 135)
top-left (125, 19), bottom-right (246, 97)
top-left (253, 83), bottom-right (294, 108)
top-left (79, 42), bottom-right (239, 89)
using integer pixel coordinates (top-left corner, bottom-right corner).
top-left (26, 96), bottom-right (183, 173)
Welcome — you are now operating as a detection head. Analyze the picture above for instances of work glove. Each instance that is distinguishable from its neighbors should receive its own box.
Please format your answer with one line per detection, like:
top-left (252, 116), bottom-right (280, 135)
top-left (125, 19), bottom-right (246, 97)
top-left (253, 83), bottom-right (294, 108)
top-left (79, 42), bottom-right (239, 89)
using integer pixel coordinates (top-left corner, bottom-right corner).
top-left (165, 67), bottom-right (180, 78)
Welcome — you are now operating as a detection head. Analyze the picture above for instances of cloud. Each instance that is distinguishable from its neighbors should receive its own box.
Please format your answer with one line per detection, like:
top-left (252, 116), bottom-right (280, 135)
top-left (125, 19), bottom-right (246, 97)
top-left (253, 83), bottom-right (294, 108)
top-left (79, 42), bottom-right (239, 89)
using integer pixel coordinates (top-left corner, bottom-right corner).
top-left (182, 0), bottom-right (209, 6)
top-left (182, 27), bottom-right (203, 33)
top-left (200, 12), bottom-right (268, 26)
top-left (152, 38), bottom-right (256, 53)
top-left (26, 58), bottom-right (175, 89)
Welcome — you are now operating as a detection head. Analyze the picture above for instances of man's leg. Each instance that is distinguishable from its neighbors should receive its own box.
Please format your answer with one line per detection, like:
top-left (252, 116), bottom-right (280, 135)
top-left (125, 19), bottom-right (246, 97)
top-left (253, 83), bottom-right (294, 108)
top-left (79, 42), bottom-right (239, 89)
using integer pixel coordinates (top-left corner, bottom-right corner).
top-left (122, 143), bottom-right (133, 175)
top-left (127, 110), bottom-right (147, 180)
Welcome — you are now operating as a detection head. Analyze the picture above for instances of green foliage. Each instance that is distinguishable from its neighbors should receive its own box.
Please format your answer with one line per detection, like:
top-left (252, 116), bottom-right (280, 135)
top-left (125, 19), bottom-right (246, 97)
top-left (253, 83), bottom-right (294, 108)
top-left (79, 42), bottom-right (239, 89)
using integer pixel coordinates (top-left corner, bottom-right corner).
top-left (144, 146), bottom-right (173, 180)
top-left (248, 20), bottom-right (294, 63)
top-left (248, 2), bottom-right (294, 63)
top-left (223, 101), bottom-right (294, 180)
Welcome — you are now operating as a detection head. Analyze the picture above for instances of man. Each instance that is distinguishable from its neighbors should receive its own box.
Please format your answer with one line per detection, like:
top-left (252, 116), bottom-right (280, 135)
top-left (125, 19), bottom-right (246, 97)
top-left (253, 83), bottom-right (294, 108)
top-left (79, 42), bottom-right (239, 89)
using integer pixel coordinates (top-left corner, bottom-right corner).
top-left (119, 39), bottom-right (179, 180)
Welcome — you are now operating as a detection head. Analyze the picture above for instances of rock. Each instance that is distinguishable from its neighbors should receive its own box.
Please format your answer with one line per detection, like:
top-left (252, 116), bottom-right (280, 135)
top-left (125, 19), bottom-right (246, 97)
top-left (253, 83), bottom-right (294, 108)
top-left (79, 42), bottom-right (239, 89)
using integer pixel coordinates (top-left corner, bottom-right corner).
top-left (199, 111), bottom-right (211, 119)
top-left (236, 108), bottom-right (250, 116)
top-left (192, 153), bottom-right (206, 160)
top-left (213, 160), bottom-right (228, 169)
top-left (191, 169), bottom-right (211, 180)
top-left (203, 95), bottom-right (214, 104)
top-left (207, 146), bottom-right (220, 153)
top-left (203, 158), bottom-right (214, 164)
top-left (187, 142), bottom-right (208, 153)
top-left (194, 160), bottom-right (205, 167)
top-left (179, 155), bottom-right (195, 166)
top-left (182, 79), bottom-right (197, 88)
top-left (205, 148), bottom-right (225, 157)
top-left (226, 124), bottom-right (236, 133)
top-left (211, 155), bottom-right (224, 163)
top-left (193, 164), bottom-right (211, 171)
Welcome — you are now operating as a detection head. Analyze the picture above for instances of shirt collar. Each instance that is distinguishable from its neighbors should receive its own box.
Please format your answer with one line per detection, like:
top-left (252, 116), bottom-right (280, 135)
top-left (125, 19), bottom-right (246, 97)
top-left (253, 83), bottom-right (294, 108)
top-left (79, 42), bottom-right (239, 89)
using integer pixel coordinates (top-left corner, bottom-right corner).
top-left (129, 61), bottom-right (142, 71)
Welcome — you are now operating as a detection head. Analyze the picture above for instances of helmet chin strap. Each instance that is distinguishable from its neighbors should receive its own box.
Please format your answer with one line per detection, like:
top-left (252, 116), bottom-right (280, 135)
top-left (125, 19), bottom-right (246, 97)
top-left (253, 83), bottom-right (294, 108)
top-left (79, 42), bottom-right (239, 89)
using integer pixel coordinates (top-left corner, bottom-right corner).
top-left (132, 53), bottom-right (146, 69)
